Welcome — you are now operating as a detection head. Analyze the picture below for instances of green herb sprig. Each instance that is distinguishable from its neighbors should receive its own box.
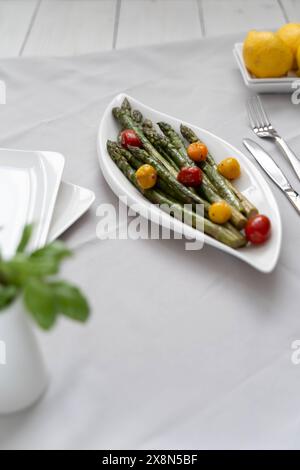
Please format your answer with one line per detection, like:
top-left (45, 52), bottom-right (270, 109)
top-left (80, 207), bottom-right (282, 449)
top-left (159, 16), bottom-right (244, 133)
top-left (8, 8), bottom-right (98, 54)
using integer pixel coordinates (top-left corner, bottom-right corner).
top-left (0, 225), bottom-right (90, 329)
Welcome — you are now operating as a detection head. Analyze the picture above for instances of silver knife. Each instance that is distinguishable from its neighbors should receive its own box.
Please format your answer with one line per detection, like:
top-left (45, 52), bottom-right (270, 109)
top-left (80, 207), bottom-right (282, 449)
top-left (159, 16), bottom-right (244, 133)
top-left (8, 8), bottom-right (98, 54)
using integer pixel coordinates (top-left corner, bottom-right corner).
top-left (243, 138), bottom-right (300, 215)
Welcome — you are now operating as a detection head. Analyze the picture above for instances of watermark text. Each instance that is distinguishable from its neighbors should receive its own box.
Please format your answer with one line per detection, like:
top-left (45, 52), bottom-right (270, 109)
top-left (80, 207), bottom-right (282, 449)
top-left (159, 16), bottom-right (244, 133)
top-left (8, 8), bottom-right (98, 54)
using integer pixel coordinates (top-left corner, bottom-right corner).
top-left (96, 196), bottom-right (205, 250)
top-left (0, 340), bottom-right (6, 365)
top-left (291, 340), bottom-right (300, 365)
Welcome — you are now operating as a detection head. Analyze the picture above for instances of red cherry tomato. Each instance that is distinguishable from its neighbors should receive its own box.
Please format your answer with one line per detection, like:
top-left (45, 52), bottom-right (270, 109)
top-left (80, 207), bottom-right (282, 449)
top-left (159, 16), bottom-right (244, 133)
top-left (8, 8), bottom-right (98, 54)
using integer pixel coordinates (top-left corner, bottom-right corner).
top-left (245, 214), bottom-right (271, 245)
top-left (177, 167), bottom-right (203, 187)
top-left (120, 129), bottom-right (142, 149)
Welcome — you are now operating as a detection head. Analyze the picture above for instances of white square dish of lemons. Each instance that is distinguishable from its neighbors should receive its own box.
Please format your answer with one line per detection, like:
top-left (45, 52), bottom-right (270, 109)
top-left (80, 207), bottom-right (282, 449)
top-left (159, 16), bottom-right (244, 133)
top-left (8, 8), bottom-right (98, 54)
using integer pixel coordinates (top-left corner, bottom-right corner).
top-left (234, 25), bottom-right (300, 93)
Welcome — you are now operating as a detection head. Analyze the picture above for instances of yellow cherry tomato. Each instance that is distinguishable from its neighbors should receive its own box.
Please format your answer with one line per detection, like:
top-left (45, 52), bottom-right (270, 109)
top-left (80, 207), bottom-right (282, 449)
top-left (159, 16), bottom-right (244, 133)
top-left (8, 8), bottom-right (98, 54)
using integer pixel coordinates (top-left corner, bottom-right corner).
top-left (187, 141), bottom-right (208, 162)
top-left (209, 201), bottom-right (232, 224)
top-left (135, 164), bottom-right (157, 189)
top-left (217, 158), bottom-right (241, 180)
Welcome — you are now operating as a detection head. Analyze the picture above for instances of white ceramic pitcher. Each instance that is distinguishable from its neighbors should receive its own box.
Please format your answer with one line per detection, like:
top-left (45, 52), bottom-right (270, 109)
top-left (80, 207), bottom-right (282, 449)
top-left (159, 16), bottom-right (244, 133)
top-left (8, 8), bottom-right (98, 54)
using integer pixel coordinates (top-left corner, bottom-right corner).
top-left (0, 299), bottom-right (48, 414)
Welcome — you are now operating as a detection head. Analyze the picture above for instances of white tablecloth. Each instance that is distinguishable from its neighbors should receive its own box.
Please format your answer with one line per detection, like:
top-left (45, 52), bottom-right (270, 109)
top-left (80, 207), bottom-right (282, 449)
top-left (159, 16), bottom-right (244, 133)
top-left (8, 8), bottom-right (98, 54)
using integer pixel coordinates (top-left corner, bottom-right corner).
top-left (0, 33), bottom-right (300, 450)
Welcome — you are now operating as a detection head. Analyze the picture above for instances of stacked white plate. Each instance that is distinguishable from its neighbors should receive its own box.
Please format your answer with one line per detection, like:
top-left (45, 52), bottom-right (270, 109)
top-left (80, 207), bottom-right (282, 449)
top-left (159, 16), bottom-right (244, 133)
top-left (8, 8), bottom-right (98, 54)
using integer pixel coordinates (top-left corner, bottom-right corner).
top-left (0, 148), bottom-right (95, 257)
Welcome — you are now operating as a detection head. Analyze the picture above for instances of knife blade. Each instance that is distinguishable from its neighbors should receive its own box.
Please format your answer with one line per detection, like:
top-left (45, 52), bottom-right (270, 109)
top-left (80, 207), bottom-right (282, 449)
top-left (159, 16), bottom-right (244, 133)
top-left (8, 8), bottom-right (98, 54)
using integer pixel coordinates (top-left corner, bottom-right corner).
top-left (243, 138), bottom-right (300, 215)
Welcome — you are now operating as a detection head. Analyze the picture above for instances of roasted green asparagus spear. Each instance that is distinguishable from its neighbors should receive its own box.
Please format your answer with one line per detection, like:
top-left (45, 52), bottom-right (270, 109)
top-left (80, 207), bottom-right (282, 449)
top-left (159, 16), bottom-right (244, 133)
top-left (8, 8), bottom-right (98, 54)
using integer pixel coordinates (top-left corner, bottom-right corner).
top-left (107, 141), bottom-right (141, 169)
top-left (113, 106), bottom-right (168, 166)
top-left (144, 127), bottom-right (247, 229)
top-left (180, 124), bottom-right (258, 218)
top-left (143, 127), bottom-right (188, 168)
top-left (131, 109), bottom-right (143, 125)
top-left (120, 99), bottom-right (144, 127)
top-left (142, 118), bottom-right (153, 131)
top-left (156, 145), bottom-right (179, 171)
top-left (121, 97), bottom-right (131, 115)
top-left (106, 143), bottom-right (246, 248)
top-left (225, 181), bottom-right (258, 218)
top-left (157, 122), bottom-right (187, 158)
top-left (107, 141), bottom-right (181, 201)
top-left (180, 124), bottom-right (244, 211)
top-left (123, 143), bottom-right (245, 236)
top-left (128, 145), bottom-right (211, 211)
top-left (108, 141), bottom-right (243, 237)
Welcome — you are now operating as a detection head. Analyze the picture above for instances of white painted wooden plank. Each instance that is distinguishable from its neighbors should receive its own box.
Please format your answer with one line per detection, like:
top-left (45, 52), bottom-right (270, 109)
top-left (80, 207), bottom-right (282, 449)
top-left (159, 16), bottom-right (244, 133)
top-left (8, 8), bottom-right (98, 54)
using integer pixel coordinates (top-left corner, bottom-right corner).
top-left (23, 0), bottom-right (117, 56)
top-left (280, 0), bottom-right (300, 21)
top-left (0, 0), bottom-right (38, 57)
top-left (202, 0), bottom-right (285, 37)
top-left (116, 0), bottom-right (202, 49)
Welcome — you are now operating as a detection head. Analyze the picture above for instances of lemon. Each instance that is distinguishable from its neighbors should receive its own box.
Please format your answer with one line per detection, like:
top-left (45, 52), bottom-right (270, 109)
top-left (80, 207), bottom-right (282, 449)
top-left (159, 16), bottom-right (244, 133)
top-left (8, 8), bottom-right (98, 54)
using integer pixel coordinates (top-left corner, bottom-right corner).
top-left (243, 31), bottom-right (293, 78)
top-left (296, 44), bottom-right (300, 73)
top-left (277, 23), bottom-right (300, 69)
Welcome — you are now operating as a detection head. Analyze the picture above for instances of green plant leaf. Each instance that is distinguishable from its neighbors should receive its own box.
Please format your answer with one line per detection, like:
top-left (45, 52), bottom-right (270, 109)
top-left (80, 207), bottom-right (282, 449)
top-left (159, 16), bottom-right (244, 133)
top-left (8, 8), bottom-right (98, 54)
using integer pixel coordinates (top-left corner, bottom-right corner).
top-left (50, 281), bottom-right (90, 323)
top-left (0, 224), bottom-right (90, 330)
top-left (2, 254), bottom-right (59, 286)
top-left (0, 284), bottom-right (18, 310)
top-left (31, 241), bottom-right (72, 262)
top-left (23, 278), bottom-right (57, 330)
top-left (16, 224), bottom-right (34, 253)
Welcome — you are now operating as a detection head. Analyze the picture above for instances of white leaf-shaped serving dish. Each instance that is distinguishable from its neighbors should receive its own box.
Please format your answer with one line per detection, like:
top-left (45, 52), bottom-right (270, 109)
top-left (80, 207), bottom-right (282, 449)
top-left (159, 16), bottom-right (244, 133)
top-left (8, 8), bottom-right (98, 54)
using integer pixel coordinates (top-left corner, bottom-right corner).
top-left (97, 93), bottom-right (282, 273)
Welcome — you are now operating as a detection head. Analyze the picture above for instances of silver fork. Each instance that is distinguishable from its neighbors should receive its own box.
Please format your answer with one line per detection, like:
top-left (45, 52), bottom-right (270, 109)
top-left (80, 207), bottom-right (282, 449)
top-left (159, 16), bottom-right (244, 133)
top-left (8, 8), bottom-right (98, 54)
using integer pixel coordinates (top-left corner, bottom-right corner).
top-left (247, 95), bottom-right (300, 181)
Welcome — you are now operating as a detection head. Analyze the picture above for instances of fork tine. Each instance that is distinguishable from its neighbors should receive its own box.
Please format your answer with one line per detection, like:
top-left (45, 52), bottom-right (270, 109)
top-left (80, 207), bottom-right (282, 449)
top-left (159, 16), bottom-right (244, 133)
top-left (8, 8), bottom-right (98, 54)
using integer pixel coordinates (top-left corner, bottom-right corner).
top-left (247, 98), bottom-right (259, 129)
top-left (251, 96), bottom-right (265, 129)
top-left (254, 95), bottom-right (271, 128)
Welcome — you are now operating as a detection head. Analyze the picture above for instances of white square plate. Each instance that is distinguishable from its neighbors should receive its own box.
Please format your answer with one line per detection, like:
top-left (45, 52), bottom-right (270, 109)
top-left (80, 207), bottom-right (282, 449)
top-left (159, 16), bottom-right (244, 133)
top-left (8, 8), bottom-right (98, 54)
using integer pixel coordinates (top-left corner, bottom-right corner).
top-left (0, 148), bottom-right (64, 258)
top-left (233, 43), bottom-right (298, 93)
top-left (47, 181), bottom-right (95, 242)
